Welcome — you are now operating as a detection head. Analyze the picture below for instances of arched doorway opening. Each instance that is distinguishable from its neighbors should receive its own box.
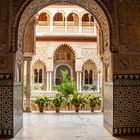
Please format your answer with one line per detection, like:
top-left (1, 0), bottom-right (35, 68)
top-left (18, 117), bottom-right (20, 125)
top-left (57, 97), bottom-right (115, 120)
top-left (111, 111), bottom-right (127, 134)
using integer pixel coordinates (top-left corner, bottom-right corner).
top-left (55, 64), bottom-right (71, 85)
top-left (10, 0), bottom-right (115, 137)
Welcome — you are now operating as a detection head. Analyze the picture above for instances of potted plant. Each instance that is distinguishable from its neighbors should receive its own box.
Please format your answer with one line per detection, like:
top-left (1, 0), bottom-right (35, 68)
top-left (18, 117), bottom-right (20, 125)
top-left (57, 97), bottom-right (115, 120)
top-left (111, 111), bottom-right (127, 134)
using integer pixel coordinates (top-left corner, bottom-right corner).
top-left (44, 95), bottom-right (50, 110)
top-left (51, 93), bottom-right (64, 113)
top-left (34, 95), bottom-right (46, 112)
top-left (83, 85), bottom-right (89, 91)
top-left (71, 92), bottom-right (87, 112)
top-left (87, 93), bottom-right (100, 112)
top-left (63, 95), bottom-right (73, 111)
top-left (91, 85), bottom-right (97, 91)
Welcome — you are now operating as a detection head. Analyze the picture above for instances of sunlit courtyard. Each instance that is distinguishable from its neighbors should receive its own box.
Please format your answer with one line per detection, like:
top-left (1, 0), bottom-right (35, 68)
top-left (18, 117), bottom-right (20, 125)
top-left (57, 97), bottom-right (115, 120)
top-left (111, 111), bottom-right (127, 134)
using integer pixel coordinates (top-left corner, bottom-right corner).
top-left (8, 112), bottom-right (140, 140)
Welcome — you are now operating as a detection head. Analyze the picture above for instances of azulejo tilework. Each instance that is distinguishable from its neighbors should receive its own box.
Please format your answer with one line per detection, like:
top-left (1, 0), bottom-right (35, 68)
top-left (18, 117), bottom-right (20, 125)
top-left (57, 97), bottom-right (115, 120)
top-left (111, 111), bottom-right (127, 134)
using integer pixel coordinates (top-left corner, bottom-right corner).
top-left (0, 74), bottom-right (13, 137)
top-left (13, 83), bottom-right (23, 135)
top-left (113, 74), bottom-right (140, 135)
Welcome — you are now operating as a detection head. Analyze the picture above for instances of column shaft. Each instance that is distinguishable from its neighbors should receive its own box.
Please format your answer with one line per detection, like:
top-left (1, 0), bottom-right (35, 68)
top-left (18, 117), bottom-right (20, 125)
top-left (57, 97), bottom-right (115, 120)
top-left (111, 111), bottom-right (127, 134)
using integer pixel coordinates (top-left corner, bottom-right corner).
top-left (47, 72), bottom-right (49, 91)
top-left (26, 58), bottom-right (32, 112)
top-left (77, 73), bottom-right (79, 91)
top-left (79, 72), bottom-right (82, 92)
top-left (50, 72), bottom-right (52, 92)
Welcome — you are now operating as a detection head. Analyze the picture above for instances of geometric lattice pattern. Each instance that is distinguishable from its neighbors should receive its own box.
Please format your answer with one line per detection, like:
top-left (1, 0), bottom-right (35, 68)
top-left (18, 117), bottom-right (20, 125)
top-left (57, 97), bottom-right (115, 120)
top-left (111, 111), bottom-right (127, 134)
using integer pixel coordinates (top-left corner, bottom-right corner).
top-left (113, 74), bottom-right (140, 135)
top-left (13, 83), bottom-right (23, 135)
top-left (0, 74), bottom-right (13, 137)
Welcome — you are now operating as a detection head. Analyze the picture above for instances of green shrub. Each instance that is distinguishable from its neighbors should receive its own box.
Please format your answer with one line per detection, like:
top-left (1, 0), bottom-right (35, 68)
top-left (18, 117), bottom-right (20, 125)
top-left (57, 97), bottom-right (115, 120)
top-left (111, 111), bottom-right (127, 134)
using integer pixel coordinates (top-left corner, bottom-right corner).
top-left (83, 85), bottom-right (89, 91)
top-left (54, 70), bottom-right (77, 97)
top-left (91, 85), bottom-right (97, 91)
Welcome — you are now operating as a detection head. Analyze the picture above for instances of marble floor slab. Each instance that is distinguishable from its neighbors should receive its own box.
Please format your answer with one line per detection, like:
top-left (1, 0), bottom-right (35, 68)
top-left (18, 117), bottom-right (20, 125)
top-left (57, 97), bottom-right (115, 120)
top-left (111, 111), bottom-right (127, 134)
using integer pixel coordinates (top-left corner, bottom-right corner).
top-left (3, 111), bottom-right (140, 140)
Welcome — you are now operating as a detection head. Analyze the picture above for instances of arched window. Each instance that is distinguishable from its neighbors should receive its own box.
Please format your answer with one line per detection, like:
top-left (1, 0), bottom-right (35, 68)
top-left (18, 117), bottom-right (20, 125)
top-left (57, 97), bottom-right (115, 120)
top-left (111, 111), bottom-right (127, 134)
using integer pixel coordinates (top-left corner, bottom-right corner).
top-left (67, 13), bottom-right (74, 21)
top-left (53, 13), bottom-right (65, 26)
top-left (38, 12), bottom-right (48, 21)
top-left (85, 70), bottom-right (93, 84)
top-left (91, 16), bottom-right (94, 22)
top-left (67, 13), bottom-right (79, 26)
top-left (82, 13), bottom-right (89, 22)
top-left (85, 70), bottom-right (88, 84)
top-left (34, 69), bottom-right (38, 83)
top-left (89, 70), bottom-right (93, 84)
top-left (39, 69), bottom-right (43, 83)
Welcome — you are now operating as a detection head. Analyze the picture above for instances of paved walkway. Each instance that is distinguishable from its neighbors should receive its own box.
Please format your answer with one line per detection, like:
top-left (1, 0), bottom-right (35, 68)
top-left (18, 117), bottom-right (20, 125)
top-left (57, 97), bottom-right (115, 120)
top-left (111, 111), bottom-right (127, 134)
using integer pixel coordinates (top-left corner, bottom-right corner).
top-left (8, 112), bottom-right (140, 140)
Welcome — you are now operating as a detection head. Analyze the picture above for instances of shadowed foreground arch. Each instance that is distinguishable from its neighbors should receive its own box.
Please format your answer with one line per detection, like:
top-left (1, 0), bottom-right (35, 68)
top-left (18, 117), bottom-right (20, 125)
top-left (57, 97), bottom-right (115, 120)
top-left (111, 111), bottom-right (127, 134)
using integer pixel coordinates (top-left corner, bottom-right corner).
top-left (12, 0), bottom-right (114, 53)
top-left (3, 0), bottom-right (140, 138)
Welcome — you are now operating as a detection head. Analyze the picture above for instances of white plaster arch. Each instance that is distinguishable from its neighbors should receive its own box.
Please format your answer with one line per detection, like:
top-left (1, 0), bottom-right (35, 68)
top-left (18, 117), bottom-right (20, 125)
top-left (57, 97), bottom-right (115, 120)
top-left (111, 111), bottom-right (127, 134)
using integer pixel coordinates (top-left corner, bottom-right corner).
top-left (53, 10), bottom-right (67, 19)
top-left (53, 43), bottom-right (76, 59)
top-left (82, 58), bottom-right (101, 71)
top-left (32, 59), bottom-right (47, 70)
top-left (67, 10), bottom-right (80, 19)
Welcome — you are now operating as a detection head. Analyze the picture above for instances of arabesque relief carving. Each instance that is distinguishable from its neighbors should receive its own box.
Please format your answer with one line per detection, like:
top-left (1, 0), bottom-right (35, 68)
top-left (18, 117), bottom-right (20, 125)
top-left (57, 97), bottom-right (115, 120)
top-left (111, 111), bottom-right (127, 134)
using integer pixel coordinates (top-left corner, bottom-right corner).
top-left (11, 0), bottom-right (114, 54)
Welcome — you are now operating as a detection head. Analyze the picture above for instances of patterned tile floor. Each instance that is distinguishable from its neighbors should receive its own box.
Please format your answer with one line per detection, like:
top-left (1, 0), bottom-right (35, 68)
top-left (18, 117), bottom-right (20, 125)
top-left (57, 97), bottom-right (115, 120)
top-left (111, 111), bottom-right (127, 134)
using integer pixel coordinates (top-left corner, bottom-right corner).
top-left (5, 111), bottom-right (140, 140)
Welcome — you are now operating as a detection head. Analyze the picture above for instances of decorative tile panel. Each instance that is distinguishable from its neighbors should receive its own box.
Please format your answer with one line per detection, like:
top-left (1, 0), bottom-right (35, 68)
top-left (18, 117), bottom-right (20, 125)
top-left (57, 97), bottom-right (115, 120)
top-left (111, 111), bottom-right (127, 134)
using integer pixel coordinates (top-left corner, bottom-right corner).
top-left (113, 74), bottom-right (140, 135)
top-left (13, 83), bottom-right (23, 135)
top-left (0, 74), bottom-right (13, 137)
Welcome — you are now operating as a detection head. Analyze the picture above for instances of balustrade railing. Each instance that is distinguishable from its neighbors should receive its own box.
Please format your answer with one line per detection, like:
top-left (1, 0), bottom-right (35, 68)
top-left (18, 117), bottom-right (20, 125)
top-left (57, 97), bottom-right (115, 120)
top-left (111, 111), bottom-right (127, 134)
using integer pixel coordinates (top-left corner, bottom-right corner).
top-left (36, 26), bottom-right (96, 36)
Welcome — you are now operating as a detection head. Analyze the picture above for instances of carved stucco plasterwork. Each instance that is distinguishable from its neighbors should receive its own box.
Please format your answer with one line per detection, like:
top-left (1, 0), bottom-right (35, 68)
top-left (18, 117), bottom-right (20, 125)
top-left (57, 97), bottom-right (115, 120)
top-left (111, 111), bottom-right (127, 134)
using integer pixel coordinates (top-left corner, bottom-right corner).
top-left (114, 53), bottom-right (140, 74)
top-left (118, 0), bottom-right (140, 52)
top-left (82, 49), bottom-right (101, 71)
top-left (24, 17), bottom-right (36, 54)
top-left (12, 0), bottom-right (114, 53)
top-left (53, 43), bottom-right (76, 58)
top-left (31, 47), bottom-right (47, 68)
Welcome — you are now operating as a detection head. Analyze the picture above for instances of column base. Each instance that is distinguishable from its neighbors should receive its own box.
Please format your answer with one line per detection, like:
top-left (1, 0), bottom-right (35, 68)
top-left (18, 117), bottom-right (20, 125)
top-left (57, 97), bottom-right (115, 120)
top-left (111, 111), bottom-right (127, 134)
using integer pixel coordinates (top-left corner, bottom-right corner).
top-left (25, 108), bottom-right (31, 112)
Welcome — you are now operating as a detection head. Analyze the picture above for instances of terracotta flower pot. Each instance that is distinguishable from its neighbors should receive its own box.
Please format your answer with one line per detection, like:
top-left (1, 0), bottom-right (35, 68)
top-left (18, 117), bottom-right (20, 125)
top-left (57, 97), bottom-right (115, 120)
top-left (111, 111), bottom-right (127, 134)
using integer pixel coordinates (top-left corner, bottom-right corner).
top-left (39, 106), bottom-right (44, 112)
top-left (75, 106), bottom-right (80, 112)
top-left (55, 107), bottom-right (60, 113)
top-left (90, 106), bottom-right (95, 112)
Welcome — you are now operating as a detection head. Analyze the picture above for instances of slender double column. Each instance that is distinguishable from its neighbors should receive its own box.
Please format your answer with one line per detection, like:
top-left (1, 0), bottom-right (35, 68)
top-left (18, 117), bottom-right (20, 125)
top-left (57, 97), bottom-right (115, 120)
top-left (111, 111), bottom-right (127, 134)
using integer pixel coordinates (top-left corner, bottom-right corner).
top-left (97, 70), bottom-right (101, 92)
top-left (76, 72), bottom-right (82, 92)
top-left (25, 57), bottom-right (32, 112)
top-left (46, 71), bottom-right (53, 92)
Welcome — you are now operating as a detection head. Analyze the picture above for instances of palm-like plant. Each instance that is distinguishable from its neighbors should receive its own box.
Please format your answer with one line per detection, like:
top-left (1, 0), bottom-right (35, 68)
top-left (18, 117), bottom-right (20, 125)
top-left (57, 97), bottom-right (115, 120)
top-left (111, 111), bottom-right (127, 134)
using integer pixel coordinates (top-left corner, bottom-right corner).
top-left (71, 92), bottom-right (87, 112)
top-left (34, 96), bottom-right (47, 112)
top-left (51, 93), bottom-right (65, 112)
top-left (54, 70), bottom-right (76, 97)
top-left (87, 93), bottom-right (101, 112)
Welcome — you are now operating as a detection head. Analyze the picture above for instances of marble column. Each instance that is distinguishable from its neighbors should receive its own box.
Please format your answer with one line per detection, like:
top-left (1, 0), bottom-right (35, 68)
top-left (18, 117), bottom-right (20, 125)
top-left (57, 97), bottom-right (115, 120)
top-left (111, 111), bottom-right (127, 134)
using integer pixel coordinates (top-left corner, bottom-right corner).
top-left (65, 16), bottom-right (67, 32)
top-left (79, 72), bottom-right (82, 92)
top-left (77, 72), bottom-right (79, 91)
top-left (49, 72), bottom-right (52, 91)
top-left (50, 16), bottom-right (53, 33)
top-left (25, 57), bottom-right (32, 112)
top-left (76, 72), bottom-right (82, 92)
top-left (47, 72), bottom-right (49, 91)
top-left (97, 71), bottom-right (101, 92)
top-left (46, 71), bottom-right (53, 92)
top-left (44, 67), bottom-right (47, 90)
top-left (79, 17), bottom-right (82, 33)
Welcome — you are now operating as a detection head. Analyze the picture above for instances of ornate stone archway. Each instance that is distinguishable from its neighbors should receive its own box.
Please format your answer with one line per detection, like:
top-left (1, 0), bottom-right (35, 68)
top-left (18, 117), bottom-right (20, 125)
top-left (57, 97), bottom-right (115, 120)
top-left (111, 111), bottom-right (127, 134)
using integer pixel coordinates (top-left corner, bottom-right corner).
top-left (0, 0), bottom-right (116, 138)
top-left (13, 0), bottom-right (114, 136)
top-left (12, 0), bottom-right (114, 53)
